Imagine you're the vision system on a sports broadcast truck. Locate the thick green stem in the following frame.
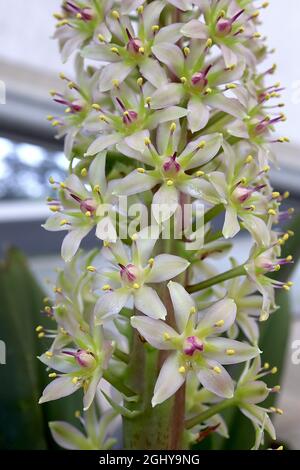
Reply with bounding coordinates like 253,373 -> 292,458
187,265 -> 246,293
185,398 -> 236,429
122,334 -> 175,449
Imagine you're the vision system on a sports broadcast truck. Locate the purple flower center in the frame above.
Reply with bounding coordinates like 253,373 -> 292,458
184,336 -> 204,356
120,264 -> 139,283
163,153 -> 181,174
216,9 -> 244,37
126,29 -> 143,54
191,65 -> 212,90
63,349 -> 96,368
116,98 -> 138,125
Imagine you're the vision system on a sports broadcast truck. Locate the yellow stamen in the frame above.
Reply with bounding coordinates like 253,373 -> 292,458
87,266 -> 97,273
215,320 -> 224,328
148,258 -> 154,266
272,192 -> 280,199
206,38 -> 213,48
170,122 -> 176,133
35,325 -> 43,332
111,10 -> 120,20
226,349 -> 236,356
213,366 -> 221,374
164,333 -> 171,340
137,77 -> 143,87
49,373 -> 57,378
197,140 -> 206,149
137,168 -> 145,174
81,168 -> 87,177
133,283 -> 140,289
271,366 -> 278,374
190,307 -> 197,315
45,351 -> 53,358
38,332 -> 45,339
196,171 -> 205,177
72,377 -> 79,385
178,366 -> 186,374
166,180 -> 174,186
102,284 -> 111,291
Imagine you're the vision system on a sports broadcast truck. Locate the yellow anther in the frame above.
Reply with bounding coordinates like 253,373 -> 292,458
60,327 -> 68,335
67,81 -> 76,89
287,282 -> 294,288
240,177 -> 247,185
85,211 -> 92,217
50,206 -> 60,213
152,25 -> 160,33
72,377 -> 79,385
283,284 -> 290,291
288,207 -> 295,214
110,46 -> 119,55
98,34 -> 105,42
272,191 -> 280,199
274,264 -> 281,272
102,284 -> 111,291
269,406 -> 276,412
197,140 -> 206,149
288,230 -> 294,236
251,10 -> 260,18
93,184 -> 101,193
57,20 -> 69,27
131,233 -> 138,241
271,366 -> 278,374
51,120 -> 60,127
237,26 -> 245,34
75,410 -> 81,418
92,103 -> 101,110
215,320 -> 224,328
286,255 -> 293,262
183,47 -> 190,56
263,165 -> 270,172
166,180 -> 174,186
196,171 -> 205,177
43,297 -> 50,304
44,306 -> 52,315
253,32 -> 261,39
99,115 -> 109,122
49,176 -> 55,184
65,107 -> 71,114
268,209 -> 277,216
54,287 -> 62,294
35,325 -> 43,332
38,332 -> 45,339
227,64 -> 236,71
59,219 -> 68,226
277,238 -> 284,246
133,283 -> 140,290
276,446 -> 284,451
262,2 -> 269,8
180,76 -> 187,84
273,385 -> 281,392
46,115 -> 54,121
49,373 -> 57,378
276,408 -> 284,415
245,155 -> 253,164
190,307 -> 197,315
264,362 -> 270,369
137,77 -> 144,87
53,12 -> 64,20
137,167 -> 145,174
46,351 -> 53,358
145,96 -> 152,105
87,266 -> 97,273
206,38 -> 213,48
282,233 -> 289,241
138,47 -> 145,54
226,349 -> 236,356
60,182 -> 66,189
213,366 -> 221,374
170,122 -> 176,133
144,137 -> 151,146
81,168 -> 87,177
225,83 -> 237,90
111,10 -> 120,20
148,258 -> 154,266
164,333 -> 171,340
137,5 -> 144,14
283,191 -> 290,199
205,87 -> 212,94
112,79 -> 120,88
178,366 -> 186,374
76,13 -> 83,19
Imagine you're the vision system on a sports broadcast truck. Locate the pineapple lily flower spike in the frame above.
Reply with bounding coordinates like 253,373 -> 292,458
38,0 -> 292,451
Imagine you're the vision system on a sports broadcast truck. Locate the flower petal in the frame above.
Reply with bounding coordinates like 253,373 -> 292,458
206,338 -> 260,364
152,184 -> 179,222
223,206 -> 240,239
83,366 -> 103,410
86,133 -> 121,156
146,255 -> 190,283
152,43 -> 184,76
197,360 -> 234,398
152,353 -> 185,407
94,289 -> 130,324
181,20 -> 209,39
113,171 -> 159,196
131,316 -> 178,349
62,227 -> 91,262
196,298 -> 237,335
178,133 -> 223,170
168,281 -> 196,333
125,130 -> 150,152
240,404 -> 276,440
49,421 -> 92,450
148,106 -> 187,128
187,97 -> 210,133
151,83 -> 184,109
99,62 -> 133,92
134,285 -> 167,319
39,376 -> 81,404
140,57 -> 168,88
88,152 -> 107,192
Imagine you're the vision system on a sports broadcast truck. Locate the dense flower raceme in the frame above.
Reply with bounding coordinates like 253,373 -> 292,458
38,0 -> 293,450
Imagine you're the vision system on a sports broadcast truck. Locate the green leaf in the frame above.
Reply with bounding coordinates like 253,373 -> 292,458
101,390 -> 141,418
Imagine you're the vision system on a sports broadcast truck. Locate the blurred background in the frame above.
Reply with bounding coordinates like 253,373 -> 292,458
0,0 -> 300,450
